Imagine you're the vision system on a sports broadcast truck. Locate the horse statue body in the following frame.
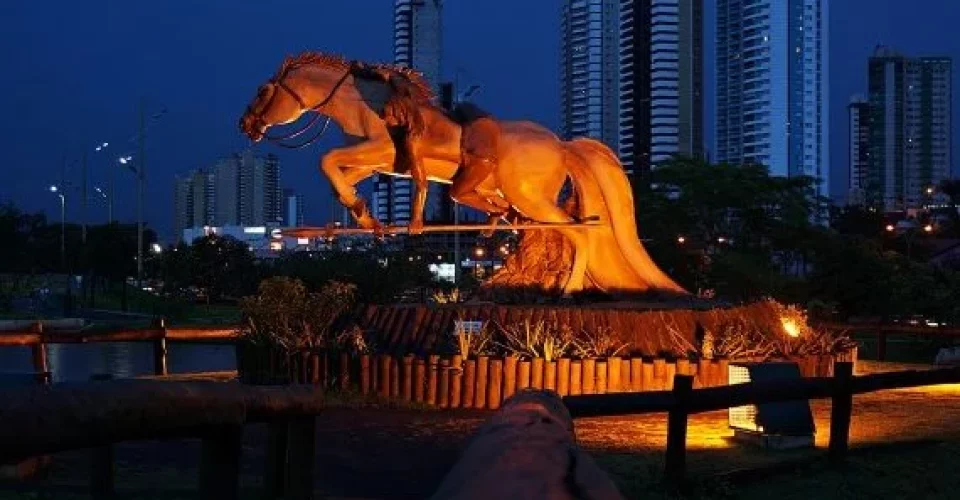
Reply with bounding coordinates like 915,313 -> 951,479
239,52 -> 686,298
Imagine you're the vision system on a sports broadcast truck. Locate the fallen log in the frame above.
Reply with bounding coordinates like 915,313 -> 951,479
431,389 -> 623,500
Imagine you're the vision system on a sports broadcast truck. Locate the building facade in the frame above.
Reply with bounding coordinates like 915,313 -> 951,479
867,47 -> 952,210
374,0 -> 444,227
283,188 -> 304,227
173,151 -> 284,242
847,95 -> 871,205
715,0 -> 830,199
560,0 -> 621,152
618,0 -> 703,174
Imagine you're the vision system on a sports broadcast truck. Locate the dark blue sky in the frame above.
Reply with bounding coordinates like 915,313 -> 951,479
2,1 -> 958,241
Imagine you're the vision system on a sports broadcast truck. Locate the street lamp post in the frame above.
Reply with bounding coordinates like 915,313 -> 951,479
49,185 -> 66,271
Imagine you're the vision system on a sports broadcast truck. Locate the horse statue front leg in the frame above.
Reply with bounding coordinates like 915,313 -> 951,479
319,139 -> 396,230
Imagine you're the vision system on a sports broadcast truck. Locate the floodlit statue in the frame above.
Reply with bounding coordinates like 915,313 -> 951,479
239,52 -> 687,298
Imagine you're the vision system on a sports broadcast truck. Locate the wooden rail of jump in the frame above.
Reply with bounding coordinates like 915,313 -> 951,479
564,362 -> 960,487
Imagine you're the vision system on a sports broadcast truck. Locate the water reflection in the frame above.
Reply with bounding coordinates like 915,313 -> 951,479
0,343 -> 236,382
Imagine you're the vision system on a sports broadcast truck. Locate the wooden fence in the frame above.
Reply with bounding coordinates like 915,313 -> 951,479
563,362 -> 960,486
819,322 -> 960,361
0,320 -> 238,378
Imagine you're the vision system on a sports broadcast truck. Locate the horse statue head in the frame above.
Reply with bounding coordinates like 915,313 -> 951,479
239,53 -> 357,143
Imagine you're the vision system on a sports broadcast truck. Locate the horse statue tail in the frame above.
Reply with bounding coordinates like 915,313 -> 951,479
563,138 -> 688,296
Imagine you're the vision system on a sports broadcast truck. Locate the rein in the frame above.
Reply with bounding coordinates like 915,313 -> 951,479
257,64 -> 355,148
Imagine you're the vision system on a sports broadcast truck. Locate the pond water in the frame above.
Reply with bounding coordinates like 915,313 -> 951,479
0,343 -> 236,383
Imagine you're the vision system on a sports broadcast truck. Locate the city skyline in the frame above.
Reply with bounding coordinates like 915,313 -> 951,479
2,0 -> 959,238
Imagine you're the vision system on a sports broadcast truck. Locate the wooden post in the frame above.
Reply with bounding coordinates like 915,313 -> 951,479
620,358 -> 631,392
517,360 -> 531,391
309,353 -> 320,385
503,356 -> 519,400
264,421 -> 289,498
286,417 -> 316,500
653,358 -> 666,390
531,358 -> 544,389
569,360 -> 582,396
463,359 -> 476,409
450,355 -> 463,408
718,359 -> 729,385
414,358 -> 427,403
582,359 -> 596,394
641,360 -> 655,391
488,359 -> 503,410
389,356 -> 400,397
89,374 -> 114,500
475,356 -> 489,409
608,356 -> 621,392
428,355 -> 440,406
544,361 -> 557,392
360,355 -> 371,395
664,361 -> 676,390
595,361 -> 608,394
556,358 -> 571,396
697,359 -> 711,387
676,359 -> 690,377
664,375 -> 694,488
379,355 -> 391,398
402,355 -> 414,401
439,358 -> 451,408
31,342 -> 48,376
199,425 -> 243,500
630,358 -> 644,392
152,318 -> 168,376
829,362 -> 855,461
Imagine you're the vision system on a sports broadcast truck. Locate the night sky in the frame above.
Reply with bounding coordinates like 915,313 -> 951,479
2,0 -> 958,241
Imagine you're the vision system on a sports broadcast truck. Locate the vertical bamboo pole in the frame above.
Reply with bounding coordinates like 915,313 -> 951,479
414,357 -> 426,403
595,361 -> 608,394
487,359 -> 503,410
531,358 -> 544,389
462,359 -> 476,409
360,355 -> 371,395
517,360 -> 531,391
427,355 -> 439,406
544,361 -> 557,392
450,355 -> 463,408
582,359 -> 596,394
569,360 -> 582,395
402,355 -> 414,401
557,358 -> 571,396
475,356 -> 489,409
503,356 -> 518,400
439,358 -> 451,408
607,356 -> 621,392
630,357 -> 643,392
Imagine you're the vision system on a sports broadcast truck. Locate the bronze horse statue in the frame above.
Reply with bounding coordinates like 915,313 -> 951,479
239,52 -> 686,297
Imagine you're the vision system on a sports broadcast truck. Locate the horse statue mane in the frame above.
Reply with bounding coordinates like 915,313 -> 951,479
274,51 -> 436,103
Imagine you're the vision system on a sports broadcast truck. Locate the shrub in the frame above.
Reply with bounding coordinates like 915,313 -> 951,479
239,277 -> 357,352
449,315 -> 496,359
495,320 -> 575,361
572,326 -> 628,359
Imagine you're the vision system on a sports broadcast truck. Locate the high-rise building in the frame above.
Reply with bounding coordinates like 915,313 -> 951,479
173,175 -> 193,243
715,0 -> 830,199
618,0 -> 703,175
238,150 -> 281,226
866,47 -> 952,210
847,96 -> 871,205
374,0 -> 444,227
560,0 -> 621,152
283,188 -> 304,227
213,157 -> 240,226
174,151 -> 284,241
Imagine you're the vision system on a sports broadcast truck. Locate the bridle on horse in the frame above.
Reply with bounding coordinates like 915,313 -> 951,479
248,64 -> 354,149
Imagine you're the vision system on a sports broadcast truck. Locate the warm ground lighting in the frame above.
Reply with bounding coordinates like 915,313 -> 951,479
781,318 -> 801,338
